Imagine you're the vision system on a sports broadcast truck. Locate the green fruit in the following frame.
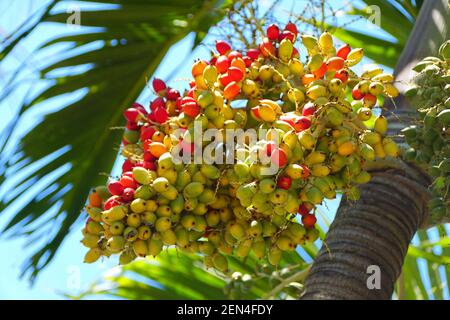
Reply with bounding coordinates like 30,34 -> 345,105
268,246 -> 282,265
134,185 -> 154,200
119,250 -> 136,265
437,109 -> 450,125
152,177 -> 170,193
130,198 -> 147,213
81,234 -> 100,248
132,167 -> 152,185
170,194 -> 185,214
229,221 -> 246,240
247,220 -> 262,237
305,187 -> 323,205
183,182 -> 204,198
124,227 -> 138,242
200,164 -> 221,179
276,236 -> 295,251
181,214 -> 197,230
107,236 -> 125,252
155,217 -> 171,232
252,239 -> 266,259
269,189 -> 288,205
212,254 -> 228,272
161,229 -> 177,245
110,221 -> 125,236
148,237 -> 163,257
141,211 -> 157,225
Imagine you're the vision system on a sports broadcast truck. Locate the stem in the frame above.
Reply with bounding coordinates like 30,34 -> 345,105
263,265 -> 311,299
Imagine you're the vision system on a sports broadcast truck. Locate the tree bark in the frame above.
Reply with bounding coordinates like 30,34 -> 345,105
301,0 -> 449,300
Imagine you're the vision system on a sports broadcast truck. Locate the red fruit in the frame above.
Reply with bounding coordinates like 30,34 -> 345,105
120,175 -> 137,189
150,97 -> 165,111
298,203 -> 311,216
302,214 -> 317,228
140,125 -> 156,141
334,69 -> 349,83
279,30 -> 295,42
284,22 -> 298,36
228,66 -> 244,82
336,44 -> 351,60
121,188 -> 135,202
126,121 -> 139,131
122,171 -> 133,178
166,88 -> 180,100
243,56 -> 252,67
108,180 -> 124,196
187,87 -> 196,98
183,101 -> 200,118
326,57 -> 345,71
144,151 -> 157,162
147,113 -> 156,122
104,196 -> 122,210
363,94 -> 377,107
265,141 -> 277,156
251,106 -> 261,120
301,165 -> 310,179
247,48 -> 260,60
144,161 -> 156,171
352,87 -> 364,100
189,80 -> 196,88
259,37 -> 275,57
122,159 -> 134,173
215,55 -> 230,73
302,102 -> 316,116
153,107 -> 168,123
277,176 -> 292,190
216,40 -> 231,55
266,23 -> 280,40
219,73 -> 233,87
132,103 -> 147,115
223,81 -> 240,100
209,56 -> 218,65
271,148 -> 288,167
123,108 -> 139,122
294,116 -> 311,131
291,47 -> 299,59
227,50 -> 242,62
152,78 -> 166,93
312,62 -> 327,78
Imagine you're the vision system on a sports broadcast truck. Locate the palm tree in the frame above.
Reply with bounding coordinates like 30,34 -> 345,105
0,0 -> 231,281
301,0 -> 450,299
0,0 -> 448,300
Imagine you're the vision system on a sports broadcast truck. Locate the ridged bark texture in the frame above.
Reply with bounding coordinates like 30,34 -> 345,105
301,163 -> 430,299
301,0 -> 449,300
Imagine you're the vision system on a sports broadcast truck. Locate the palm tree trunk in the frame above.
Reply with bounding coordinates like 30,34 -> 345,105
301,0 -> 449,300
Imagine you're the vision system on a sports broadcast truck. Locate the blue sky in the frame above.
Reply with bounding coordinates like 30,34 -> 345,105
0,0 -> 447,300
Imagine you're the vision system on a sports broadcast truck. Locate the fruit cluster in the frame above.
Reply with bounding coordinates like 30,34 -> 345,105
81,22 -> 398,271
402,40 -> 450,223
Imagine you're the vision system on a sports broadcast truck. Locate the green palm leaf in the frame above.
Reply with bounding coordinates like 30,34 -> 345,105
0,0 -> 231,281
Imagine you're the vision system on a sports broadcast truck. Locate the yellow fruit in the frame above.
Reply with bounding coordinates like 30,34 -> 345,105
374,115 -> 388,135
311,164 -> 330,177
84,248 -> 102,263
258,104 -> 277,122
382,137 -> 399,157
373,142 -> 386,158
306,85 -> 327,100
346,48 -> 364,66
338,141 -> 356,156
384,83 -> 399,98
319,31 -> 333,50
133,239 -> 148,257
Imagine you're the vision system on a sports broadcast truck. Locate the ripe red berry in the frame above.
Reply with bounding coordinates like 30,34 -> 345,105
271,148 -> 288,167
301,165 -> 310,179
352,87 -> 364,100
108,180 -> 124,196
266,23 -> 280,40
294,116 -> 311,131
122,159 -> 134,173
334,69 -> 349,83
298,204 -> 311,216
302,214 -> 317,228
126,121 -> 139,131
227,66 -> 244,82
140,125 -> 156,141
152,78 -> 166,93
150,97 -> 165,111
251,106 -> 261,120
123,108 -> 139,122
259,38 -> 275,57
216,40 -> 231,55
247,48 -> 260,60
144,151 -> 157,162
183,101 -> 200,118
291,47 -> 299,59
265,141 -> 277,156
363,94 -> 377,107
227,50 -> 242,62
284,22 -> 298,36
242,56 -> 252,67
219,73 -> 233,87
132,102 -> 147,115
312,62 -> 327,79
121,188 -> 135,202
215,55 -> 230,73
120,175 -> 137,190
104,196 -> 122,210
166,88 -> 180,100
279,30 -> 295,42
336,44 -> 351,60
153,107 -> 168,123
277,176 -> 292,190
302,103 -> 316,116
